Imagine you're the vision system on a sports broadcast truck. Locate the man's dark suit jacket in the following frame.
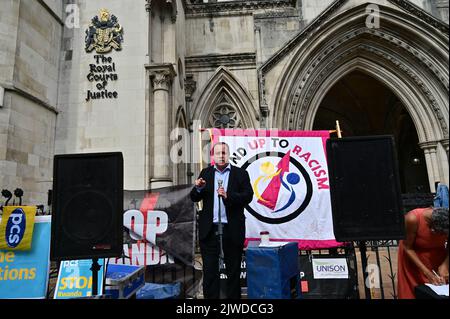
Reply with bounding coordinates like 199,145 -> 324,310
190,165 -> 254,245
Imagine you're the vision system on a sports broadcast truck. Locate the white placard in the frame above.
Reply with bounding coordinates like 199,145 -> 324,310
312,258 -> 349,279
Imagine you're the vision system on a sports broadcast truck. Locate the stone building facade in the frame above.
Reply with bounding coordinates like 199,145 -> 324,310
0,0 -> 448,206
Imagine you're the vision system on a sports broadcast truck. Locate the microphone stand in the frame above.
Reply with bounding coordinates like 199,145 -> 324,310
217,180 -> 226,299
90,258 -> 101,297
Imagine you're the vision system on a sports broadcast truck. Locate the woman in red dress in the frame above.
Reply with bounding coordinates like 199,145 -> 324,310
397,207 -> 448,299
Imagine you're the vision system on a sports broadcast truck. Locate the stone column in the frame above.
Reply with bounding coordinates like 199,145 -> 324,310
441,138 -> 449,158
185,74 -> 197,184
254,25 -> 262,66
419,141 -> 440,192
439,138 -> 449,186
145,0 -> 153,63
147,64 -> 176,189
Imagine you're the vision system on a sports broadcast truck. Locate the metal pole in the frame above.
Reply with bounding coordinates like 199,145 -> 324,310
336,120 -> 342,138
359,241 -> 371,300
386,245 -> 398,299
90,258 -> 101,297
374,244 -> 385,299
198,125 -> 203,211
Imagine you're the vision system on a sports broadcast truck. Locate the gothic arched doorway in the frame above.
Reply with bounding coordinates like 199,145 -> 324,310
313,70 -> 430,193
266,3 -> 449,191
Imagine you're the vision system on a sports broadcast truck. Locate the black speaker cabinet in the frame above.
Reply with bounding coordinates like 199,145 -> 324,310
51,152 -> 124,261
326,136 -> 405,241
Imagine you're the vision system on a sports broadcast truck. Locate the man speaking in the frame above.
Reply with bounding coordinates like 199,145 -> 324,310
190,142 -> 253,299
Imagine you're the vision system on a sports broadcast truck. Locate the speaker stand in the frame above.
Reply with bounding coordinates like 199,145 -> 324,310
358,241 -> 371,300
90,258 -> 101,297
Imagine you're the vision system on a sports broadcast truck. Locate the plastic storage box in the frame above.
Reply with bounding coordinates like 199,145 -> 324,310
104,264 -> 145,299
136,282 -> 181,299
246,241 -> 301,299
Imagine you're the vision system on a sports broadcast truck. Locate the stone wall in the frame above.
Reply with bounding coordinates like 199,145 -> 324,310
56,0 -> 149,190
0,0 -> 61,206
1,93 -> 56,205
254,4 -> 303,64
0,0 -> 20,85
429,0 -> 449,22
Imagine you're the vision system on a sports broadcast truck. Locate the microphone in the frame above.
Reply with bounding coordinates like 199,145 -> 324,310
217,179 -> 224,199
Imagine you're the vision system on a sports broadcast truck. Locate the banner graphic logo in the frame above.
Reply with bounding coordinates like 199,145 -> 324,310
242,151 -> 313,224
0,206 -> 36,251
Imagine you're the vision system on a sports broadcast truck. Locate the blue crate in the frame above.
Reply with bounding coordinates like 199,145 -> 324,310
136,282 -> 181,299
246,242 -> 301,299
104,264 -> 145,299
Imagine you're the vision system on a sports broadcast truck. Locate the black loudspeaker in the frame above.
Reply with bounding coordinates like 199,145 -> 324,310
51,152 -> 124,261
326,136 -> 405,241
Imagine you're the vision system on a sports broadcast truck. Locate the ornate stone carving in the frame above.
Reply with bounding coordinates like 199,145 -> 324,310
184,74 -> 197,100
366,29 -> 448,90
209,97 -> 241,129
145,0 -> 152,12
258,70 -> 269,119
194,66 -> 257,129
147,64 -> 177,91
186,0 -> 296,16
441,138 -> 449,153
254,8 -> 300,19
85,9 -> 123,54
146,0 -> 177,22
359,46 -> 448,137
151,71 -> 173,90
185,53 -> 256,71
418,141 -> 439,150
388,0 -> 449,33
258,0 -> 449,114
257,15 -> 447,133
287,37 -> 448,137
260,0 -> 447,76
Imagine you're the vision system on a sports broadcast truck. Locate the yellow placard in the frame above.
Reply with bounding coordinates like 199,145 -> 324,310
0,206 -> 36,251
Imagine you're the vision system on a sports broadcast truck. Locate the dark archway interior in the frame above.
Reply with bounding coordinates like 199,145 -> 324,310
313,70 -> 430,193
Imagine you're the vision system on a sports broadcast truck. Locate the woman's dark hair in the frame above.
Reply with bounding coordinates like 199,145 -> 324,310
430,207 -> 449,234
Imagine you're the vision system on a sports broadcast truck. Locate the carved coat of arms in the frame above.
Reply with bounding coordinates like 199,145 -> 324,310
85,9 -> 123,53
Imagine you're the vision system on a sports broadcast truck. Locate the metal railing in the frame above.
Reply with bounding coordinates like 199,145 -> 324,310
354,240 -> 399,299
143,241 -> 401,299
